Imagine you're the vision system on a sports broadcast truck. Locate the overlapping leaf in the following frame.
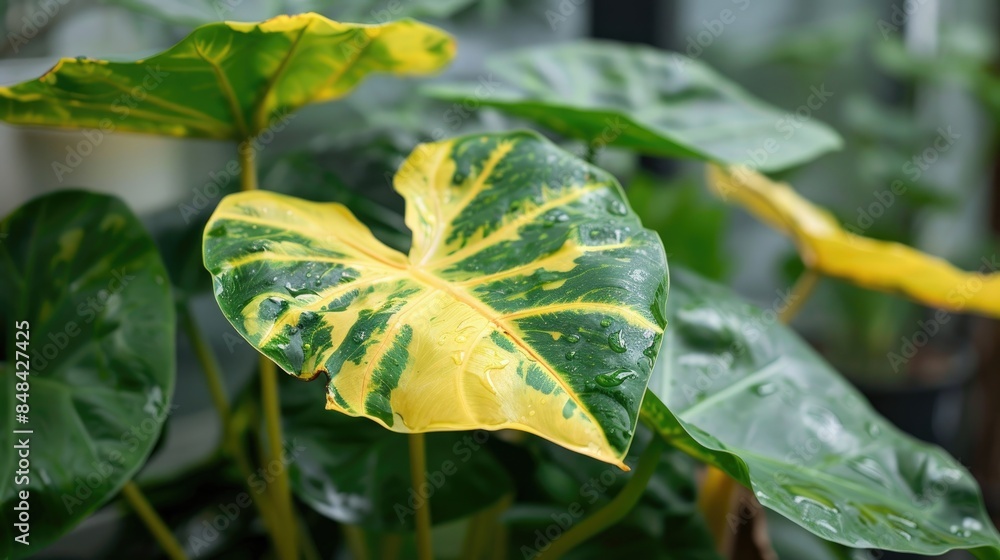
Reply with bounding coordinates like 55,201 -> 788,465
0,191 -> 176,559
708,164 -> 1000,317
425,40 -> 842,171
280,372 -> 512,531
203,131 -> 668,468
0,13 -> 454,140
641,268 -> 1000,558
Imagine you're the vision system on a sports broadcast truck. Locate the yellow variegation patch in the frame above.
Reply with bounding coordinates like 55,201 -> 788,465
0,13 -> 454,140
708,164 -> 1000,317
203,132 -> 669,467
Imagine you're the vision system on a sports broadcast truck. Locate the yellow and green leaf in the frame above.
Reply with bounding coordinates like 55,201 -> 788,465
708,164 -> 1000,318
0,13 -> 454,140
203,131 -> 669,468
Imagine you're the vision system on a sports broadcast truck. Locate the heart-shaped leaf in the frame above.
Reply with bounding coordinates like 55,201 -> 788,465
203,131 -> 669,467
708,164 -> 1000,318
281,372 -> 512,531
424,40 -> 842,171
0,191 -> 176,559
641,268 -> 1000,558
0,13 -> 454,140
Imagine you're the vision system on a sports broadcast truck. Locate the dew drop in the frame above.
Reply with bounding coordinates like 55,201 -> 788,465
451,351 -> 465,365
600,318 -> 612,328
594,368 -> 638,387
352,330 -> 368,343
565,351 -> 576,360
607,200 -> 628,216
456,335 -> 467,343
566,334 -> 581,343
866,422 -> 882,438
753,382 -> 777,397
608,330 -> 627,353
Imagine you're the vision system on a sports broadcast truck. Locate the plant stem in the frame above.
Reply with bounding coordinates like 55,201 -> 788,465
180,301 -> 294,558
537,436 -> 665,559
121,482 -> 188,560
260,356 -> 299,560
698,465 -> 738,553
778,268 -> 821,324
461,494 -> 512,560
409,432 -> 434,560
240,146 -> 257,191
343,525 -> 370,560
237,144 -> 300,559
584,143 -> 597,164
178,304 -> 231,433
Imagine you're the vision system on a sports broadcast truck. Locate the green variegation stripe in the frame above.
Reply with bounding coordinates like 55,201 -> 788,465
0,13 -> 454,140
203,131 -> 668,467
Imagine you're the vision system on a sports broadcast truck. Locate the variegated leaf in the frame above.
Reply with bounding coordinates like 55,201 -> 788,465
203,131 -> 668,467
0,13 -> 454,140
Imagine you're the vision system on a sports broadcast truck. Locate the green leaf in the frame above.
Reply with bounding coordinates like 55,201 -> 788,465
0,191 -> 176,559
510,431 -> 721,560
105,0 -> 477,28
281,372 -> 511,531
424,40 -> 842,171
640,268 -> 1000,558
203,130 -> 669,467
0,13 -> 455,140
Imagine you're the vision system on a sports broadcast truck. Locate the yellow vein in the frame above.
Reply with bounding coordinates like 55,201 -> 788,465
430,184 -> 604,270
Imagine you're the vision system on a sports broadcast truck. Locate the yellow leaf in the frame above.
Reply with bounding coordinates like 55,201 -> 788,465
708,164 -> 1000,317
0,13 -> 455,140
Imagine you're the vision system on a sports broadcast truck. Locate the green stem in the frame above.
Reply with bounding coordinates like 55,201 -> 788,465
178,304 -> 230,433
237,143 -> 300,559
343,525 -> 370,560
461,494 -> 512,560
583,143 -> 597,164
260,356 -> 299,560
240,145 -> 257,191
778,268 -> 821,324
180,300 -> 293,558
409,433 -> 434,560
121,482 -> 188,560
537,436 -> 665,559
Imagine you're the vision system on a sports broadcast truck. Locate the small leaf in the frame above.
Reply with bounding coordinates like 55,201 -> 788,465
203,131 -> 669,467
424,40 -> 842,171
0,191 -> 176,559
708,164 -> 1000,318
641,268 -> 1000,558
0,13 -> 454,140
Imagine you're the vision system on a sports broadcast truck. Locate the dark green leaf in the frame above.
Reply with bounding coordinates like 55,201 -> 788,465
425,41 -> 842,171
0,191 -> 176,559
641,268 -> 1000,558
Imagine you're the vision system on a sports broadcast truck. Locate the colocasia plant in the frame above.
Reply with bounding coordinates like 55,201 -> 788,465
1,12 -> 999,560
